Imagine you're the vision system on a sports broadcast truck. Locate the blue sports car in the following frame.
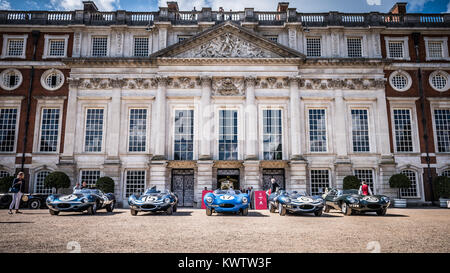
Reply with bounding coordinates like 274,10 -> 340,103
268,190 -> 324,216
203,189 -> 249,216
46,189 -> 115,215
128,187 -> 178,216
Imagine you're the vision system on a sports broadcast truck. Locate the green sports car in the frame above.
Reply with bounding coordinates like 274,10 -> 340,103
323,188 -> 390,216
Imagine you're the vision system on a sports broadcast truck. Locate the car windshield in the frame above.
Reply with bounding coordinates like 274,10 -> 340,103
144,188 -> 168,195
74,189 -> 100,195
214,189 -> 239,195
338,189 -> 359,195
289,190 -> 307,198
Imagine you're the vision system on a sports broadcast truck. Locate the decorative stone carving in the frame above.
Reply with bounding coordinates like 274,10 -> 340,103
302,78 -> 386,90
199,75 -> 212,87
255,77 -> 289,89
212,77 -> 245,96
244,76 -> 257,88
167,77 -> 200,89
176,33 -> 279,58
68,78 -> 80,88
79,78 -> 112,89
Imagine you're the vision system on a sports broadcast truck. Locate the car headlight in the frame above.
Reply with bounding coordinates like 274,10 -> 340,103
46,196 -> 54,202
205,196 -> 213,203
314,198 -> 323,203
382,196 -> 390,203
242,197 -> 248,203
347,197 -> 359,204
282,197 -> 291,203
81,197 -> 88,203
164,198 -> 171,203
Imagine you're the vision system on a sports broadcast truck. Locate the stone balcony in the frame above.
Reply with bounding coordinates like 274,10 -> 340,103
0,8 -> 449,28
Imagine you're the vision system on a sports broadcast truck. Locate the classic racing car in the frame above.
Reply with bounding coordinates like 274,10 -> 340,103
268,190 -> 324,216
0,193 -> 49,209
46,188 -> 115,215
128,187 -> 178,216
323,188 -> 390,216
203,189 -> 249,216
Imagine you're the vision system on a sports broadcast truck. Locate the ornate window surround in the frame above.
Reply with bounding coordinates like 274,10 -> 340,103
389,70 -> 412,92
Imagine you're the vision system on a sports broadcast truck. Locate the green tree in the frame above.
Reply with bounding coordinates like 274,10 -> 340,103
389,174 -> 412,199
343,175 -> 360,190
0,176 -> 15,193
44,171 -> 70,193
96,176 -> 115,193
433,176 -> 450,199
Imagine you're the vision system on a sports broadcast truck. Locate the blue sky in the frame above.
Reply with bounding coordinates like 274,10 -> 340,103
1,0 -> 449,13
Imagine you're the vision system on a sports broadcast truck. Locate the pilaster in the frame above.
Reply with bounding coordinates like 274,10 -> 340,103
288,160 -> 308,192
244,160 -> 260,190
245,76 -> 258,160
199,76 -> 212,160
196,160 -> 214,207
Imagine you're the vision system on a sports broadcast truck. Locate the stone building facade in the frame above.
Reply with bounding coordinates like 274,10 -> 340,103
0,1 -> 448,207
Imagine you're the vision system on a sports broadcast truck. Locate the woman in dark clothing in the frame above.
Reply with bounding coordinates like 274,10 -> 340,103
9,172 -> 25,214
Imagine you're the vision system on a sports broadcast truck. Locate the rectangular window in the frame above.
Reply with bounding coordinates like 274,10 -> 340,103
263,109 -> 282,160
35,171 -> 52,194
219,110 -> 238,160
265,36 -> 278,43
133,37 -> 149,57
7,39 -> 24,56
0,108 -> 17,152
354,169 -> 374,193
388,41 -> 404,59
128,109 -> 147,152
84,108 -> 104,152
308,109 -> 327,152
351,109 -> 370,152
347,37 -> 362,57
400,170 -> 418,198
178,35 -> 192,43
39,108 -> 60,152
428,41 -> 443,59
310,170 -> 329,196
125,170 -> 146,197
306,38 -> 321,57
434,109 -> 450,153
91,36 -> 108,57
80,170 -> 101,188
393,109 -> 413,152
174,109 -> 194,160
48,39 -> 65,57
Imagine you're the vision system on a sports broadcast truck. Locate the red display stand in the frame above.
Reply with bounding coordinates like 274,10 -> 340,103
201,190 -> 213,209
254,191 -> 267,210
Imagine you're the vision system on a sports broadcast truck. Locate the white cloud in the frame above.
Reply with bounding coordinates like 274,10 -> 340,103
0,0 -> 11,10
366,0 -> 381,5
447,1 -> 450,13
50,0 -> 120,11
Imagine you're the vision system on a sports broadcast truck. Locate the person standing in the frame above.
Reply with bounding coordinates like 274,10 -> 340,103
270,178 -> 280,194
358,181 -> 373,196
9,172 -> 25,215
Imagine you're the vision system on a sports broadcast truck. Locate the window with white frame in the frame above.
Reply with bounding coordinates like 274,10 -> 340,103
84,108 -> 104,152
308,109 -> 327,153
306,37 -> 321,57
91,36 -> 108,57
80,170 -> 101,188
347,37 -> 362,57
425,37 -> 449,60
389,70 -> 412,92
310,169 -> 329,196
219,109 -> 238,160
7,39 -> 25,57
263,109 -> 282,160
442,169 -> 450,177
0,108 -> 18,152
35,170 -> 52,194
427,41 -> 443,59
174,109 -> 194,160
0,170 -> 10,178
133,37 -> 149,57
400,170 -> 419,198
429,71 -> 449,92
388,41 -> 404,59
0,68 -> 23,91
434,109 -> 450,153
39,108 -> 60,152
354,169 -> 374,193
351,109 -> 370,152
125,170 -> 146,197
48,39 -> 65,57
393,109 -> 414,152
40,69 -> 64,91
128,108 -> 147,152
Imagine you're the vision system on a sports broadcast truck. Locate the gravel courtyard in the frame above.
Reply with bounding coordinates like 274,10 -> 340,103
0,207 -> 449,253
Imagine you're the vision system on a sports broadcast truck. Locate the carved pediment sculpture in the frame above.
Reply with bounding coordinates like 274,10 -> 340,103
175,33 -> 279,58
212,77 -> 245,96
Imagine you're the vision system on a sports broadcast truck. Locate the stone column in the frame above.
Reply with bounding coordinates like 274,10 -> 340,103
199,76 -> 212,160
196,160 -> 214,208
61,78 -> 79,162
149,161 -> 168,191
105,78 -> 122,162
152,76 -> 167,159
289,160 -> 308,192
334,89 -> 351,189
243,160 -> 260,190
376,90 -> 392,157
245,76 -> 258,160
289,77 -> 302,159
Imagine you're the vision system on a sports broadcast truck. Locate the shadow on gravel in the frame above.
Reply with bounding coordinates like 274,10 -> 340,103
0,221 -> 34,224
54,211 -> 124,217
136,211 -> 193,216
284,213 -> 342,218
212,211 -> 269,217
351,213 -> 409,217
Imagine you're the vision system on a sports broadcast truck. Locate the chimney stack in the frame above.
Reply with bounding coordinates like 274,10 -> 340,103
389,2 -> 408,14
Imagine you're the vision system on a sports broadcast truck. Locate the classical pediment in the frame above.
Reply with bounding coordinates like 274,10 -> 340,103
150,21 -> 305,60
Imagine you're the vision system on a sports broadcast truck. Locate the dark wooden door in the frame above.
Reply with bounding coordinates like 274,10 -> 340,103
172,169 -> 194,207
262,169 -> 285,191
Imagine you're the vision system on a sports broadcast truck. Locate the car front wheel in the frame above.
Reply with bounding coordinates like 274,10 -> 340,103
314,209 -> 323,216
323,205 -> 331,213
166,206 -> 173,215
341,202 -> 352,216
49,209 -> 59,216
29,199 -> 41,209
269,202 -> 276,213
278,203 -> 286,216
106,201 -> 115,212
242,207 -> 248,216
130,209 -> 138,216
376,208 -> 387,216
87,203 -> 97,215
206,207 -> 212,216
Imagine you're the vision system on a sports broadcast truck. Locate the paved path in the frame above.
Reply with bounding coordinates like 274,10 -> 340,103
0,208 -> 449,253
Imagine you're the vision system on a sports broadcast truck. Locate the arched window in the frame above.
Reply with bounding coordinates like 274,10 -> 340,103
34,171 -> 52,194
0,170 -> 10,178
400,170 -> 419,198
442,169 -> 450,178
